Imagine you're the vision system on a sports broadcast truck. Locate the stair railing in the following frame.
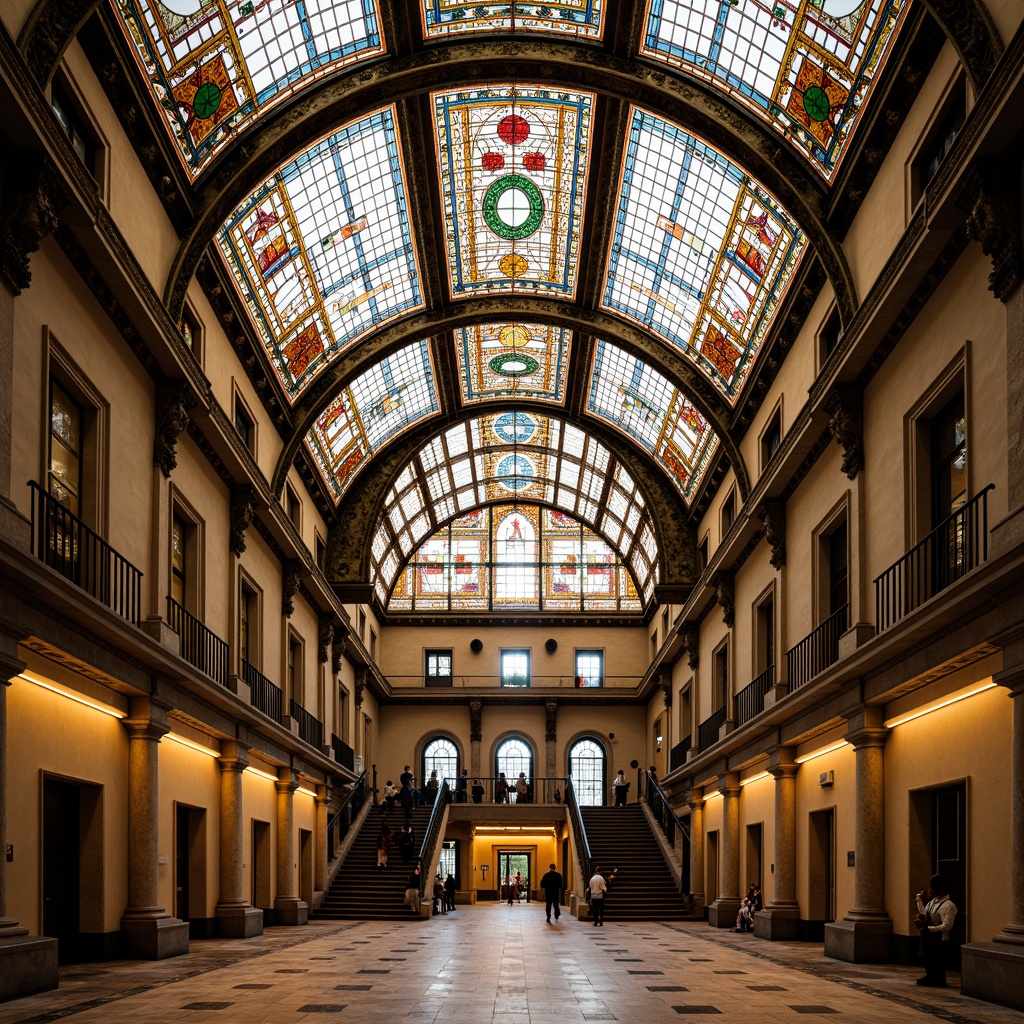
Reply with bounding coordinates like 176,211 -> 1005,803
326,770 -> 367,862
417,775 -> 451,895
564,778 -> 592,891
641,770 -> 691,896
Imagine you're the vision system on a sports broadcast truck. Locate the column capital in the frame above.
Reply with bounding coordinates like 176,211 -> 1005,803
767,746 -> 797,775
686,785 -> 704,810
843,705 -> 889,748
316,783 -> 331,805
217,740 -> 250,774
122,695 -> 172,741
0,621 -> 28,684
276,768 -> 299,795
122,717 -> 170,743
716,771 -> 741,798
993,662 -> 1024,699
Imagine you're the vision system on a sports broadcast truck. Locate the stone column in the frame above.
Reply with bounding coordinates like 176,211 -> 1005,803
0,636 -> 58,1000
687,787 -> 705,917
0,278 -> 28,544
120,697 -> 190,958
315,784 -> 330,895
214,742 -> 262,938
707,773 -> 741,928
469,699 -> 482,779
757,747 -> 800,939
962,666 -> 1024,1009
545,699 -> 558,803
273,768 -> 308,925
825,706 -> 891,962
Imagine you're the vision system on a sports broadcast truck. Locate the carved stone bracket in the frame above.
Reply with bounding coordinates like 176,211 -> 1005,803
469,699 -> 482,742
317,616 -> 334,665
681,625 -> 699,671
825,386 -> 864,480
282,561 -> 304,617
714,572 -> 735,628
229,485 -> 259,557
957,162 -> 1023,302
660,670 -> 673,709
153,379 -> 196,477
354,667 -> 367,709
759,499 -> 787,569
331,630 -> 348,675
0,153 -> 67,294
545,698 -> 558,742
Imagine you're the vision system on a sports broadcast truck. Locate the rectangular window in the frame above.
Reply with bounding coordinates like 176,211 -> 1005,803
698,535 -> 709,573
500,649 -> 530,687
930,391 -> 967,527
575,649 -> 603,687
818,306 -> 843,367
171,515 -> 187,608
828,522 -> 848,618
721,491 -> 735,535
286,484 -> 301,529
240,581 -> 258,666
760,407 -> 782,470
288,635 -> 302,701
713,643 -> 729,711
49,379 -> 82,514
234,398 -> 255,453
314,533 -> 326,570
51,78 -> 96,173
425,649 -> 453,687
755,594 -> 774,675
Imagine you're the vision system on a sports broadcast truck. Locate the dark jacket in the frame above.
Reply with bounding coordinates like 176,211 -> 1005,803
540,869 -> 563,896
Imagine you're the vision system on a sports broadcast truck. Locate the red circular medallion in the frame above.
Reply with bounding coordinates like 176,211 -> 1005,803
497,114 -> 530,146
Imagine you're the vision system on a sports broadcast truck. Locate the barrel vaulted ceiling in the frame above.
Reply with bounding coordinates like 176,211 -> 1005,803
40,0 -> 943,609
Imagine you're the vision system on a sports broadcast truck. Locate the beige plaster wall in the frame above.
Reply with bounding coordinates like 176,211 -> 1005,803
241,769 -> 279,908
736,772 -> 773,903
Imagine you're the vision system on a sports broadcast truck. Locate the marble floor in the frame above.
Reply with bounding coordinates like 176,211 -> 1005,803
3,904 -> 1022,1024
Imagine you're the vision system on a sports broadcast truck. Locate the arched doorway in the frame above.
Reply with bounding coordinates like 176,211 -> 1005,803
569,737 -> 607,806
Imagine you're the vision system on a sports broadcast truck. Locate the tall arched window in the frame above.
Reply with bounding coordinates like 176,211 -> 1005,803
496,737 -> 533,786
569,738 -> 606,806
422,736 -> 459,786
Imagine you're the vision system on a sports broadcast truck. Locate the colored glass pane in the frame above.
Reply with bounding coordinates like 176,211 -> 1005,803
456,323 -> 570,404
434,86 -> 592,298
422,1 -> 605,38
114,0 -> 383,177
218,108 -> 422,401
603,108 -> 805,404
641,0 -> 909,181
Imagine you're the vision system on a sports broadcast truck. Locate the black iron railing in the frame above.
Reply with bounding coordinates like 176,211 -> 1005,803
418,775 -> 451,895
29,481 -> 142,625
327,770 -> 367,861
875,484 -> 993,632
786,604 -> 848,693
736,665 -> 775,726
331,733 -> 355,770
669,737 -> 690,773
167,596 -> 228,686
698,705 -> 727,751
243,659 -> 282,723
565,777 -> 592,885
641,770 -> 691,850
289,699 -> 323,749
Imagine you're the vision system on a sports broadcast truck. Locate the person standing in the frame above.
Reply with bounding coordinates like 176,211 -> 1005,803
540,862 -> 563,923
444,872 -> 457,912
397,822 -> 415,864
915,875 -> 957,987
515,773 -> 529,803
456,769 -> 469,803
472,778 -> 485,804
495,772 -> 509,804
611,770 -> 629,806
433,874 -> 446,914
376,823 -> 391,869
405,865 -> 421,914
589,865 -> 617,925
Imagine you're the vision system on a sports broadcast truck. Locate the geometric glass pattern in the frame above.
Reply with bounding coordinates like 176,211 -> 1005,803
434,85 -> 593,299
455,323 -> 570,405
370,413 -> 659,607
421,1 -> 605,39
588,341 -> 718,505
217,109 -> 422,401
113,0 -> 383,178
387,505 -> 641,614
305,340 -> 439,502
603,107 -> 805,405
641,0 -> 909,181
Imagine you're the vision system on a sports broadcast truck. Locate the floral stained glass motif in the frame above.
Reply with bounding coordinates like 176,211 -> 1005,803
456,322 -> 570,405
114,0 -> 383,177
641,0 -> 909,181
588,341 -> 719,504
218,108 -> 422,401
434,85 -> 592,298
421,1 -> 604,38
603,108 -> 805,404
306,340 -> 439,501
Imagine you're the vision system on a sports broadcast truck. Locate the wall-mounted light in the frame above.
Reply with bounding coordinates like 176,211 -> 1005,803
795,740 -> 848,764
166,732 -> 218,757
18,672 -> 125,719
884,681 -> 996,728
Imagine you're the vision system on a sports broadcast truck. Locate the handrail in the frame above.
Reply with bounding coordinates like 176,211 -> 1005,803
29,481 -> 143,626
786,603 -> 848,693
327,770 -> 366,862
564,778 -> 592,889
698,705 -> 727,751
736,664 -> 775,726
242,659 -> 282,723
641,770 -> 691,848
331,733 -> 354,770
417,776 -> 451,894
167,596 -> 229,686
874,483 -> 993,632
289,698 -> 323,749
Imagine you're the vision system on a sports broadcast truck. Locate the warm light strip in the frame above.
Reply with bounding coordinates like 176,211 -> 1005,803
740,771 -> 770,787
795,740 -> 848,764
166,732 -> 218,758
246,766 -> 281,783
703,789 -> 722,801
297,786 -> 317,799
18,672 -> 125,719
884,682 -> 997,729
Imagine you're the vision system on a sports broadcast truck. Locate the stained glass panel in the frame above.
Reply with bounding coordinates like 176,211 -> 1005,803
456,323 -> 570,405
422,1 -> 604,38
641,0 -> 909,181
434,85 -> 592,299
603,108 -> 804,404
114,0 -> 382,177
306,340 -> 439,501
218,109 -> 422,401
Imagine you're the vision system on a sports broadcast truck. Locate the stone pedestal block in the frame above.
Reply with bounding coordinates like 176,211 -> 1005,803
0,932 -> 58,1001
839,622 -> 875,659
990,504 -> 1024,559
121,915 -> 190,960
824,919 -> 892,962
140,617 -> 181,653
707,898 -> 741,929
961,941 -> 1024,1011
273,898 -> 308,926
227,675 -> 251,702
216,904 -> 264,938
755,906 -> 801,940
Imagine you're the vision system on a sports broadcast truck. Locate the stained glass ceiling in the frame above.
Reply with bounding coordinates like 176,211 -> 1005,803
115,0 -> 383,177
369,413 -> 660,605
603,107 -> 805,405
455,323 -> 570,406
641,0 -> 910,182
421,1 -> 605,39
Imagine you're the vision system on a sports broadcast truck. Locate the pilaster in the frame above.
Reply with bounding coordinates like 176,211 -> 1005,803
757,748 -> 801,940
707,773 -> 741,928
274,768 -> 308,926
686,788 -> 705,917
315,784 -> 330,895
214,742 -> 262,938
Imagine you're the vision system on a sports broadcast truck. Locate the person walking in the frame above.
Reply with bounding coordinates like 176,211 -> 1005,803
915,874 -> 957,987
611,769 -> 629,806
376,823 -> 391,869
540,862 -> 563,923
588,865 -> 617,926
444,872 -> 457,912
405,865 -> 421,914
396,822 -> 415,864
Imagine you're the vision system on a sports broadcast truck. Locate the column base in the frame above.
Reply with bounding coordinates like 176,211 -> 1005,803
707,898 -> 742,929
961,939 -> 1024,1011
273,898 -> 308,926
824,918 -> 892,962
0,931 -> 58,1002
121,914 -> 190,960
216,904 -> 264,938
754,905 -> 801,940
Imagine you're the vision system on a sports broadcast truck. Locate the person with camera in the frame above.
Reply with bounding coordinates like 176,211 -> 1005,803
914,874 -> 957,987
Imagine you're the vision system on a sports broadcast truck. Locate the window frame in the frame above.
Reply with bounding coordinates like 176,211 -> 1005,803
49,69 -> 109,197
169,491 -> 204,616
425,648 -> 454,687
233,389 -> 257,455
574,649 -> 604,687
759,401 -> 783,473
239,572 -> 262,670
500,648 -> 531,688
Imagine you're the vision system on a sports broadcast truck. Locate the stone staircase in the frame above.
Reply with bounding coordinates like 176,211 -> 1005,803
580,805 -> 691,920
314,805 -> 434,920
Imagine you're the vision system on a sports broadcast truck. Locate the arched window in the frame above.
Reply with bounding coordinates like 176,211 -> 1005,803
496,737 -> 533,787
422,737 -> 459,787
569,738 -> 606,806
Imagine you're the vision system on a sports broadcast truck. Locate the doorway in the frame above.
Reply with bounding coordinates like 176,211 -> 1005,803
808,808 -> 835,936
705,830 -> 719,907
43,779 -> 80,963
498,851 -> 531,902
175,804 -> 208,935
252,820 -> 271,914
745,823 -> 763,892
299,828 -> 314,907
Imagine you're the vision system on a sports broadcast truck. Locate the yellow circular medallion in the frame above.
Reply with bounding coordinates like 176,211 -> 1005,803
498,253 -> 529,278
498,324 -> 532,348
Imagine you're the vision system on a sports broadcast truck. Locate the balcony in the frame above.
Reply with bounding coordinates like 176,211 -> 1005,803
786,604 -> 848,693
29,482 -> 142,626
875,484 -> 993,632
735,665 -> 775,726
669,737 -> 690,772
167,597 -> 229,686
331,733 -> 354,770
290,699 -> 323,749
698,706 -> 727,752
243,659 -> 282,723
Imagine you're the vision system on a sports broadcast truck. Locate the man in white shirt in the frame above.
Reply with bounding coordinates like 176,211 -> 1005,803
915,874 -> 957,987
589,865 -> 617,926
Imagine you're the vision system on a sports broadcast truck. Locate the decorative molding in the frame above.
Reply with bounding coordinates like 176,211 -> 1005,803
681,625 -> 700,671
354,667 -> 367,708
229,485 -> 259,557
1,153 -> 67,294
331,631 -> 348,675
660,671 -> 673,709
153,379 -> 196,477
714,572 -> 735,628
317,616 -> 334,665
825,386 -> 864,480
759,499 -> 786,569
545,698 -> 558,741
469,699 -> 482,742
282,561 -> 304,617
957,162 -> 1023,303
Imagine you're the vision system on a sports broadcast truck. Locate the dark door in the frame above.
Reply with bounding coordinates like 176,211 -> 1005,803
499,851 -> 531,902
809,808 -> 835,930
43,779 -> 80,963
176,804 -> 190,922
933,783 -> 967,968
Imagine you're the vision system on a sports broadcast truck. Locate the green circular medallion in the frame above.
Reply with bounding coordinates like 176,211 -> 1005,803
193,81 -> 223,120
802,85 -> 830,123
489,352 -> 540,377
483,174 -> 544,240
